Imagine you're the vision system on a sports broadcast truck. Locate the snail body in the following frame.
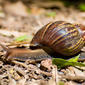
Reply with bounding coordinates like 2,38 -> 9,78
31,21 -> 84,56
0,43 -> 51,61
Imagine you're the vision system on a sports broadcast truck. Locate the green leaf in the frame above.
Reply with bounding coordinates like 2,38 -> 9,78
52,57 -> 85,69
15,35 -> 28,42
68,54 -> 80,62
79,4 -> 85,11
45,12 -> 56,17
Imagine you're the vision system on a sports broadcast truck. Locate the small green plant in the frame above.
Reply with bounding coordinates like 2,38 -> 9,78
45,12 -> 56,17
52,55 -> 85,69
15,35 -> 29,42
79,3 -> 85,11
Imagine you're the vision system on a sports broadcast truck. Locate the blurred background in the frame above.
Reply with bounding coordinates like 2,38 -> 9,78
0,0 -> 85,43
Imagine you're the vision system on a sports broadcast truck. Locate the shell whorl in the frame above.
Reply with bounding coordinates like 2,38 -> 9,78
31,21 -> 84,56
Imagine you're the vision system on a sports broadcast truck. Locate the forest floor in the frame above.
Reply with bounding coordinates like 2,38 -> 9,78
0,0 -> 85,85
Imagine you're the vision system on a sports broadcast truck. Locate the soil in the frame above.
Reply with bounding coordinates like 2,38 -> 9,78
0,0 -> 85,85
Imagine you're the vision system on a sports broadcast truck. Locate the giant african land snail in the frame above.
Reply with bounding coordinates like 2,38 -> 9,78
1,21 -> 85,61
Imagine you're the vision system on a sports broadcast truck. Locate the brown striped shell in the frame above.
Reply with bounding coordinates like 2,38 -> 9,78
31,21 -> 84,56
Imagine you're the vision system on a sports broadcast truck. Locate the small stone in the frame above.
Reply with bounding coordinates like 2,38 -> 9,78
4,1 -> 28,17
40,59 -> 52,71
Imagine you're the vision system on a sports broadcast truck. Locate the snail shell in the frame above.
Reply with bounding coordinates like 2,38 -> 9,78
31,21 -> 84,56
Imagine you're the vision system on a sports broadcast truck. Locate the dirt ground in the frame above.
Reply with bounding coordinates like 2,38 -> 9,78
0,0 -> 85,85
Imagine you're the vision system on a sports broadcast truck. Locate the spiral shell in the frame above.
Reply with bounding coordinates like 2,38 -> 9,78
31,21 -> 84,56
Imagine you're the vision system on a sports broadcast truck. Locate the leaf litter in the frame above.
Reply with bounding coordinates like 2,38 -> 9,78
0,0 -> 85,85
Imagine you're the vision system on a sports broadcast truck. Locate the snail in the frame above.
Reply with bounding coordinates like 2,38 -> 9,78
0,21 -> 85,61
30,21 -> 84,56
